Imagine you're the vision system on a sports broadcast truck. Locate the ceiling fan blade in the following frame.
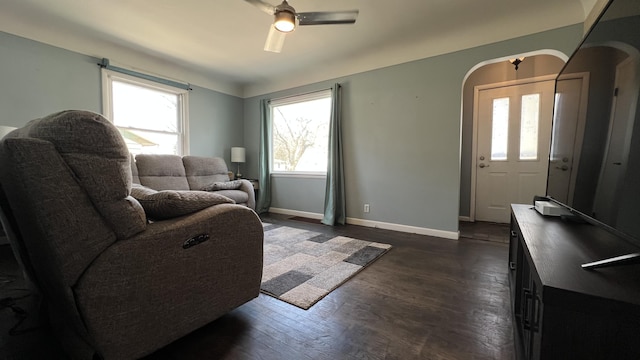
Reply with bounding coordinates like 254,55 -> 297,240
264,25 -> 286,53
244,0 -> 276,15
297,10 -> 359,26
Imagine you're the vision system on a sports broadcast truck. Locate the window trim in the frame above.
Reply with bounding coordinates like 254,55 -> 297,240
269,89 -> 332,177
271,172 -> 327,179
101,68 -> 190,155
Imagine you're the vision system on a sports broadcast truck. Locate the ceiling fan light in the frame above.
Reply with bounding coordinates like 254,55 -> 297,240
274,11 -> 296,32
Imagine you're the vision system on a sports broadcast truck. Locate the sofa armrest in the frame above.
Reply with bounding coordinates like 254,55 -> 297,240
237,179 -> 256,210
73,204 -> 263,359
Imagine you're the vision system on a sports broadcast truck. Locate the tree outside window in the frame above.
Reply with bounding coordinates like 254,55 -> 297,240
270,91 -> 331,174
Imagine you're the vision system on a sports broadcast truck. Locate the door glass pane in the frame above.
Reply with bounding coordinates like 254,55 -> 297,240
491,98 -> 509,160
520,94 -> 540,160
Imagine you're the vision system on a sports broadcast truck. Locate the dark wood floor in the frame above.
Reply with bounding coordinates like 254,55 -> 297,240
1,216 -> 514,359
459,221 -> 510,244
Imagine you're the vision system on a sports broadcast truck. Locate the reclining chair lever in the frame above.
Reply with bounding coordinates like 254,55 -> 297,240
182,234 -> 210,249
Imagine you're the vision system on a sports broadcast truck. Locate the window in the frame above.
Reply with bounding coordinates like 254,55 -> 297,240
102,69 -> 189,156
491,97 -> 510,161
519,93 -> 540,160
270,90 -> 332,175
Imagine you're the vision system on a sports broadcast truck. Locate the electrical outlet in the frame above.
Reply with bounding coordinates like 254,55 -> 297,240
364,204 -> 370,213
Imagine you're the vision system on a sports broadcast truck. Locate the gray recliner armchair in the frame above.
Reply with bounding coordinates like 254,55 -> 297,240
0,110 -> 264,359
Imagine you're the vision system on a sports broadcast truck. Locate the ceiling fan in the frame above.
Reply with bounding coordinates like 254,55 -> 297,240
244,0 -> 359,53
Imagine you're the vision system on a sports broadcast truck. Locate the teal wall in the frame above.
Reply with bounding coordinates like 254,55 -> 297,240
244,24 -> 583,233
0,31 -> 244,164
188,84 -> 244,160
1,24 -> 584,234
0,31 -> 101,124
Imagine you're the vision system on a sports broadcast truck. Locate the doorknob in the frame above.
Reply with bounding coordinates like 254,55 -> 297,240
479,163 -> 489,168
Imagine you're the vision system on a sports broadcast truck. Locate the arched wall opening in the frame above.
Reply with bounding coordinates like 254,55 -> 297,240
459,51 -> 568,220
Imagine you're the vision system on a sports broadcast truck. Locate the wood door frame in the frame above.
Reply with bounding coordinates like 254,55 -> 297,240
469,75 -> 556,222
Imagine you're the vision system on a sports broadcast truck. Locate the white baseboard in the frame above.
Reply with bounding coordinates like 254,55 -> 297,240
346,217 -> 459,240
268,207 -> 324,220
459,216 -> 472,222
268,207 -> 459,240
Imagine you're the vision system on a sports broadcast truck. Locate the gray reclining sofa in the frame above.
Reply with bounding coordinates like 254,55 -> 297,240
132,154 -> 256,210
0,110 -> 263,359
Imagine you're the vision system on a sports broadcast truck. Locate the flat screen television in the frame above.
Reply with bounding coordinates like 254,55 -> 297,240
546,0 -> 640,269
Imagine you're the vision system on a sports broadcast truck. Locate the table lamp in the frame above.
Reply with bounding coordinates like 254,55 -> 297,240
231,147 -> 246,179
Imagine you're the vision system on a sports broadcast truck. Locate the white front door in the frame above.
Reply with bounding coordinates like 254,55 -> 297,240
474,80 -> 555,223
547,74 -> 589,206
593,57 -> 639,224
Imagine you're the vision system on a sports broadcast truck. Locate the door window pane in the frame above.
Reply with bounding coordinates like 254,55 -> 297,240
491,98 -> 509,160
520,94 -> 540,160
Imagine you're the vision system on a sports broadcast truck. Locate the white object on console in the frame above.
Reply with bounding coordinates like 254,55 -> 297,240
534,200 -> 571,217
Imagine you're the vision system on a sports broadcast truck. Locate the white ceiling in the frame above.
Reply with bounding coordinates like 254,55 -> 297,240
0,0 -> 594,97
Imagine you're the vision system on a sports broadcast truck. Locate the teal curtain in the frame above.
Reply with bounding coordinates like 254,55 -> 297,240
256,99 -> 272,214
322,84 -> 346,225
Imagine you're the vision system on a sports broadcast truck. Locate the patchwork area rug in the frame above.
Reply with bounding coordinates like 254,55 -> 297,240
261,223 -> 392,309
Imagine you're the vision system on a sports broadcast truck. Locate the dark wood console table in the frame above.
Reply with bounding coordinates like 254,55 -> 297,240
509,204 -> 640,360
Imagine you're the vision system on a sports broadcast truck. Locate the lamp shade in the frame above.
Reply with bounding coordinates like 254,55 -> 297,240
0,126 -> 17,139
231,147 -> 246,163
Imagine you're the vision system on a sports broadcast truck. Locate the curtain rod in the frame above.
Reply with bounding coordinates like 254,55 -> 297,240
267,84 -> 340,103
98,58 -> 192,91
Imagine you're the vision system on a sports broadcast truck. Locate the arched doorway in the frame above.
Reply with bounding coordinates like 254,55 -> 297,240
459,52 -> 568,223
